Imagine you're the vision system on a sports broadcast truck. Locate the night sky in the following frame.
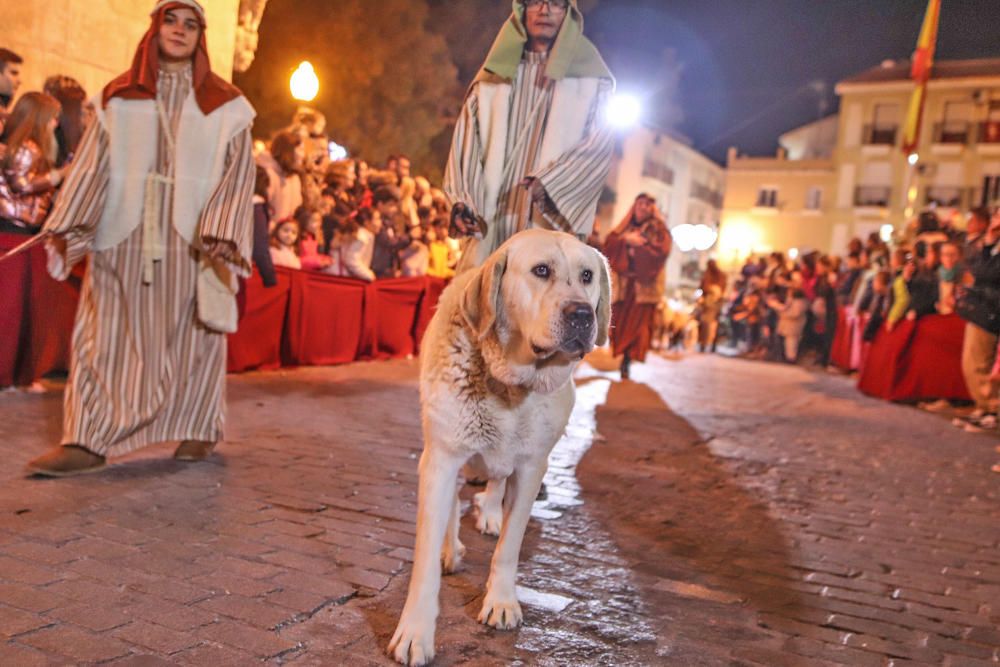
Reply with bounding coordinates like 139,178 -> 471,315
587,0 -> 1000,162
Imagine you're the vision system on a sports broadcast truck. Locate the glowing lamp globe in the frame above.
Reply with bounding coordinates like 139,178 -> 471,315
879,224 -> 894,243
691,224 -> 719,251
607,94 -> 642,128
290,61 -> 319,102
671,224 -> 696,252
788,248 -> 799,261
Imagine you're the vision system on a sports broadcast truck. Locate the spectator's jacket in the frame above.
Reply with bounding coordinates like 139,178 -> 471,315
371,226 -> 410,279
775,293 -> 809,338
0,140 -> 57,230
327,227 -> 376,282
251,195 -> 277,287
256,151 -> 302,222
957,237 -> 1000,333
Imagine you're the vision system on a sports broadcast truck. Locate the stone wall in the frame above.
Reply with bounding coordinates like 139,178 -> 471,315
3,0 -> 239,101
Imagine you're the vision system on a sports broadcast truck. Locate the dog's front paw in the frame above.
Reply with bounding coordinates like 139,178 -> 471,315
441,539 -> 466,574
388,616 -> 436,666
478,590 -> 523,630
473,491 -> 502,536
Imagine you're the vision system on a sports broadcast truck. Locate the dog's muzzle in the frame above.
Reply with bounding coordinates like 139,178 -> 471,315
559,301 -> 596,356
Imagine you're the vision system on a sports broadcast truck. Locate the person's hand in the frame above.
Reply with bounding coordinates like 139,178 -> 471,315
50,168 -> 65,187
624,231 -> 645,247
906,310 -> 917,321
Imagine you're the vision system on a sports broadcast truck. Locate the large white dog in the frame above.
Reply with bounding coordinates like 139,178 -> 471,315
389,229 -> 611,666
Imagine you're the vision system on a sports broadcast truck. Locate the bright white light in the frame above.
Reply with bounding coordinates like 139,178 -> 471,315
907,152 -> 919,166
290,61 -> 319,102
788,247 -> 799,260
607,94 -> 642,128
671,224 -> 696,252
879,223 -> 894,243
327,141 -> 348,161
691,224 -> 719,251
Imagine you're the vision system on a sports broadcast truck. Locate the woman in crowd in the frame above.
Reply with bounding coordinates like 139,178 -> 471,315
257,129 -> 303,221
0,92 -> 65,234
399,222 -> 429,277
887,256 -> 917,330
42,75 -> 88,167
769,271 -> 809,363
813,256 -> 839,367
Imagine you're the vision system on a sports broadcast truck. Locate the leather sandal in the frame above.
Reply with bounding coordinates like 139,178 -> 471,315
26,445 -> 106,478
174,440 -> 216,461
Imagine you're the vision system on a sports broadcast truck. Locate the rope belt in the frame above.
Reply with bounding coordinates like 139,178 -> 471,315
142,98 -> 178,285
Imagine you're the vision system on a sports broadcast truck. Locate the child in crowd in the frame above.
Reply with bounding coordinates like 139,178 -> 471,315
269,217 -> 302,270
426,222 -> 456,279
294,206 -> 332,271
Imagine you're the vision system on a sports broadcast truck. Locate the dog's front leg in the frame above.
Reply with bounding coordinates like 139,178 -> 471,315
389,448 -> 462,666
478,457 -> 548,630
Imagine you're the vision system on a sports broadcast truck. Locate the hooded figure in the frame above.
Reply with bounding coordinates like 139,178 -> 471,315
28,0 -> 257,477
444,0 -> 615,269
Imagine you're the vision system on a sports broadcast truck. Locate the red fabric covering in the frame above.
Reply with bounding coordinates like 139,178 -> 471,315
414,277 -> 449,353
830,307 -> 853,371
892,314 -> 971,402
0,233 -> 81,387
284,271 -> 365,366
857,319 -> 917,400
227,267 -> 291,372
361,278 -> 427,360
0,234 -> 31,387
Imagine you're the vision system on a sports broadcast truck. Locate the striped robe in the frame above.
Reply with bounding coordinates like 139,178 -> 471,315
445,51 -> 614,269
42,67 -> 255,457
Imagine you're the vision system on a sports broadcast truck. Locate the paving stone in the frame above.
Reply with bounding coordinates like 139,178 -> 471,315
0,356 -> 996,665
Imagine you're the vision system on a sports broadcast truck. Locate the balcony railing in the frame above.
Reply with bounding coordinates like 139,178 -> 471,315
924,187 -> 967,208
690,182 -> 724,208
978,121 -> 1000,144
854,186 -> 892,207
641,159 -> 675,185
932,122 -> 970,145
862,124 -> 898,146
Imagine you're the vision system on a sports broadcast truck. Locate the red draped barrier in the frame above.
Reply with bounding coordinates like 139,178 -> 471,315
891,315 -> 971,402
0,233 -> 81,386
361,278 -> 427,360
284,270 -> 365,366
857,319 -> 917,400
830,307 -> 853,371
227,268 -> 292,372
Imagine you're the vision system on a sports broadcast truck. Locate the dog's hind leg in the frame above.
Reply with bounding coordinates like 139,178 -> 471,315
441,492 -> 465,573
389,449 -> 463,666
473,478 -> 504,536
478,459 -> 547,630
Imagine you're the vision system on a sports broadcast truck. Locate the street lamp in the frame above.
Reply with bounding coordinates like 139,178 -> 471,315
290,61 -> 319,102
606,93 -> 642,129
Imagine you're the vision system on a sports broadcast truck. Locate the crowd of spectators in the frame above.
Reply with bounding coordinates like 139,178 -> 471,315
696,205 -> 1000,435
252,108 -> 461,287
0,48 -> 460,286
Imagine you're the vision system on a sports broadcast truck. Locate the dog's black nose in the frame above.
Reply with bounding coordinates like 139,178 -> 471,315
563,302 -> 594,330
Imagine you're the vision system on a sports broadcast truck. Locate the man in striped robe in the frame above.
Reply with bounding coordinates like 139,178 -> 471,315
445,0 -> 615,270
26,0 -> 256,477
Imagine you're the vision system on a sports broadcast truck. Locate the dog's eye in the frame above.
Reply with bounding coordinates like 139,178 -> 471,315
581,269 -> 594,285
532,264 -> 551,279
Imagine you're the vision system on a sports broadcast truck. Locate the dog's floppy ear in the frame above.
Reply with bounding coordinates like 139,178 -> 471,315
595,250 -> 612,347
462,249 -> 508,340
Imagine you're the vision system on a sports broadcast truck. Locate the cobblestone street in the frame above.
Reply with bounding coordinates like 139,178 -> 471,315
0,353 -> 998,666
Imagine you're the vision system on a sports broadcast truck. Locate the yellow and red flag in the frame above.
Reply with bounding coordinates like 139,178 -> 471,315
902,0 -> 941,154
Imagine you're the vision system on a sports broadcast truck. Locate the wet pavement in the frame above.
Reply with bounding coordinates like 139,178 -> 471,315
0,352 -> 998,665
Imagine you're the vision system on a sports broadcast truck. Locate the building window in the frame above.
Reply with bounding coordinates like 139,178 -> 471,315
864,103 -> 899,145
805,187 -> 822,210
980,101 -> 1000,144
642,158 -> 674,185
935,101 -> 971,144
756,187 -> 778,208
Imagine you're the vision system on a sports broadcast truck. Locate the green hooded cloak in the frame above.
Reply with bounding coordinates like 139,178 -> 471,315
475,0 -> 614,84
